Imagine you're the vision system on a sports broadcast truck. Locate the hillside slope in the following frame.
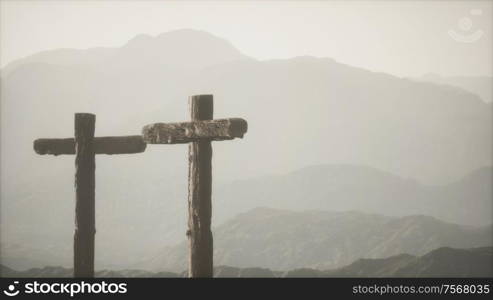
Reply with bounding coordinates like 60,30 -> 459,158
3,247 -> 490,278
143,208 -> 492,272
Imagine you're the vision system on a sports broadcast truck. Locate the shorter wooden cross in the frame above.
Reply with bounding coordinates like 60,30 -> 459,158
33,113 -> 146,277
142,94 -> 248,277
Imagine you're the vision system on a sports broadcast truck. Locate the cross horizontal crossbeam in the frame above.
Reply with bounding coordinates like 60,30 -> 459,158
34,136 -> 146,155
142,118 -> 247,144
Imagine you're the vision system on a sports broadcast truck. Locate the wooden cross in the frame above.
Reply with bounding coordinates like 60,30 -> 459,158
33,113 -> 146,278
142,94 -> 248,277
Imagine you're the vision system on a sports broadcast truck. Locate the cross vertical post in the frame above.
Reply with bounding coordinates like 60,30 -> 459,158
74,113 -> 96,277
34,113 -> 146,278
188,95 -> 214,277
142,94 -> 247,278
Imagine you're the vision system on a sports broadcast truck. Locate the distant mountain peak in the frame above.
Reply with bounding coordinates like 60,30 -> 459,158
125,29 -> 233,46
125,33 -> 153,44
111,29 -> 250,69
2,29 -> 250,74
156,28 -> 222,39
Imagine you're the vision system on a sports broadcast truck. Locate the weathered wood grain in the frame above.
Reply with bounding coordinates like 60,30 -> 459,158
142,118 -> 247,144
73,113 -> 95,278
34,136 -> 146,155
187,95 -> 214,278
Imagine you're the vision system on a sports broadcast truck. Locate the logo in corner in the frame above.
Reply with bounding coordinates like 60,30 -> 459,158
448,9 -> 484,43
3,281 -> 20,297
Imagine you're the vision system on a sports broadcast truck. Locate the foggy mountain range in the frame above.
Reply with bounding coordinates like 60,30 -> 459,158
3,247 -> 492,278
415,73 -> 492,104
140,207 -> 492,272
214,165 -> 492,227
2,164 -> 491,271
285,247 -> 493,278
1,29 -> 491,271
2,29 -> 491,183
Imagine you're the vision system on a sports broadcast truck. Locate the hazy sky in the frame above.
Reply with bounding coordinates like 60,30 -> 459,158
1,1 -> 491,77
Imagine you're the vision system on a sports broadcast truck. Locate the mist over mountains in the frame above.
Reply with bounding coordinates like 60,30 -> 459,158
1,29 -> 491,271
2,29 -> 491,183
2,164 -> 491,271
3,247 -> 491,278
2,30 -> 248,76
141,207 -> 492,272
215,165 -> 492,227
416,73 -> 492,103
286,247 -> 493,278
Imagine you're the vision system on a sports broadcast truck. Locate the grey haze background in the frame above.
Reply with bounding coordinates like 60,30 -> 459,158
1,1 -> 492,77
0,1 -> 492,272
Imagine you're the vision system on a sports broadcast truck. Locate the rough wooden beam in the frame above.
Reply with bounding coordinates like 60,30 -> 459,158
73,113 -> 95,278
187,95 -> 214,278
34,136 -> 146,155
94,136 -> 147,155
142,118 -> 247,144
34,138 -> 74,155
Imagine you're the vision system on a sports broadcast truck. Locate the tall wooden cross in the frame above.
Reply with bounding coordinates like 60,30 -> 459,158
33,113 -> 146,277
142,94 -> 248,277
